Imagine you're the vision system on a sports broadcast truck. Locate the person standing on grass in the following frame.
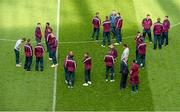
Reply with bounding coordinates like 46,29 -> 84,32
24,39 -> 33,71
34,42 -> 44,71
121,44 -> 129,61
91,12 -> 101,41
135,32 -> 143,62
129,60 -> 139,93
14,38 -> 26,67
45,22 -> 52,52
153,18 -> 163,50
162,16 -> 170,46
65,51 -> 76,88
137,41 -> 146,69
64,51 -> 73,84
114,12 -> 123,45
104,51 -> 115,82
109,44 -> 118,61
120,58 -> 129,89
35,23 -> 42,43
47,29 -> 53,60
48,33 -> 58,68
101,16 -> 111,47
142,14 -> 153,43
110,10 -> 117,38
83,53 -> 92,86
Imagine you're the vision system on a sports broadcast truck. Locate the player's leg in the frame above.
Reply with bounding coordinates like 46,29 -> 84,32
87,70 -> 91,83
24,57 -> 28,70
71,72 -> 75,87
110,66 -> 114,81
161,32 -> 165,46
107,32 -> 111,45
105,66 -> 109,81
14,49 -> 20,66
40,57 -> 44,71
35,57 -> 39,71
91,28 -> 96,39
147,30 -> 152,43
157,35 -> 162,49
28,56 -> 33,71
165,32 -> 168,46
64,66 -> 68,83
142,29 -> 147,39
102,32 -> 106,47
154,34 -> 158,49
95,28 -> 100,40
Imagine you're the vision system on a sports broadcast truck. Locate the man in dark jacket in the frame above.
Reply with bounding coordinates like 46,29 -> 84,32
120,59 -> 129,89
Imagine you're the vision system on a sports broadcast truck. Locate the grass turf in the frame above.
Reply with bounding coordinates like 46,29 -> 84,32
0,0 -> 57,110
0,0 -> 179,111
56,0 -> 153,111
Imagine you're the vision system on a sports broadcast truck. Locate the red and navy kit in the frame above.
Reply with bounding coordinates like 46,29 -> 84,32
65,59 -> 76,72
115,17 -> 123,29
138,43 -> 146,55
162,19 -> 170,46
24,43 -> 33,71
153,22 -> 163,35
83,56 -> 92,70
142,18 -> 152,30
104,54 -> 114,67
45,26 -> 51,41
102,20 -> 111,32
130,63 -> 139,85
35,26 -> 42,41
135,35 -> 143,49
35,44 -> 44,58
49,37 -> 58,52
24,43 -> 33,57
109,49 -> 118,59
92,16 -> 101,28
163,19 -> 170,32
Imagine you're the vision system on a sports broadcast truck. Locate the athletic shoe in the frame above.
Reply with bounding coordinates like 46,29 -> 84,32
136,90 -> 139,93
51,64 -> 56,68
65,80 -> 68,84
70,86 -> 74,88
83,83 -> 88,86
131,91 -> 136,93
105,79 -> 108,82
140,63 -> 143,67
16,64 -> 21,67
55,63 -> 58,67
87,81 -> 92,85
48,58 -> 52,60
101,45 -> 105,47
68,86 -> 71,88
150,42 -> 152,44
110,79 -> 115,82
114,43 -> 120,45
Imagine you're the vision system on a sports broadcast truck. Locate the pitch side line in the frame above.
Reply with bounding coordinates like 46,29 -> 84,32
171,22 -> 180,28
52,0 -> 60,111
0,22 -> 179,44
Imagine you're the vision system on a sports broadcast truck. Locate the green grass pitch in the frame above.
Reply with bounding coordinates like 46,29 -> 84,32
0,0 -> 180,111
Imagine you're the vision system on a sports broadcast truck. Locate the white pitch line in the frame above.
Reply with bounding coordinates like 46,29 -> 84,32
171,22 -> 180,28
52,0 -> 60,111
